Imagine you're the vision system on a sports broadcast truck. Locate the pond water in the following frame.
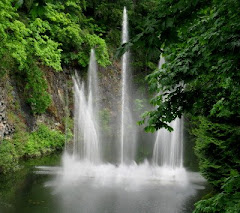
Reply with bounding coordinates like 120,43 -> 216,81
0,153 -> 210,213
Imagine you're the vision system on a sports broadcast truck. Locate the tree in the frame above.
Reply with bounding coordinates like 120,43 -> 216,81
128,0 -> 240,212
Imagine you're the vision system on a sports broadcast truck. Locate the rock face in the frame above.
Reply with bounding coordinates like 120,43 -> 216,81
99,61 -> 122,119
0,91 -> 15,141
0,61 -> 136,143
34,67 -> 72,132
0,67 -> 73,142
0,93 -> 6,140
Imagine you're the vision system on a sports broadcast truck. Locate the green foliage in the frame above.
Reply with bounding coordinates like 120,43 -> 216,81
23,124 -> 65,157
86,0 -> 133,49
0,0 -> 110,114
40,1 -> 110,67
30,18 -> 62,71
0,124 -> 65,174
193,117 -> 240,188
127,0 -> 240,210
0,1 -> 19,76
139,0 -> 240,130
194,174 -> 240,213
0,2 -> 62,71
0,141 -> 19,174
24,66 -> 51,114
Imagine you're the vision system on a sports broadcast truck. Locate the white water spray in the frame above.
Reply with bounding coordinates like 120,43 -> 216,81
34,10 -> 209,213
153,119 -> 184,168
152,56 -> 184,168
120,7 -> 137,164
72,49 -> 100,164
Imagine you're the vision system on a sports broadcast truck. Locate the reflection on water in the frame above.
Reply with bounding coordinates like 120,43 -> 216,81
37,154 -> 207,213
0,154 -> 210,213
51,180 -> 200,213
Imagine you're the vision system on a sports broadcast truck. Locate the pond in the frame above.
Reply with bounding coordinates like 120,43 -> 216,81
0,153 -> 210,213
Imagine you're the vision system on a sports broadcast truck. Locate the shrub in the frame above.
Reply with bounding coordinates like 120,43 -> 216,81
194,173 -> 240,213
0,141 -> 19,174
193,117 -> 240,188
0,124 -> 65,174
23,124 -> 65,158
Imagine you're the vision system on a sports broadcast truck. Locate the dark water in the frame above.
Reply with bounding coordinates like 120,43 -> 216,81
0,153 -> 210,213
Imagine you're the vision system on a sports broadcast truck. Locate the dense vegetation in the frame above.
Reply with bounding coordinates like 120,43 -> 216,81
0,0 -> 110,174
0,124 -> 64,174
0,67 -> 68,174
130,0 -> 240,212
0,0 -> 239,212
0,0 -> 158,174
0,0 -> 110,114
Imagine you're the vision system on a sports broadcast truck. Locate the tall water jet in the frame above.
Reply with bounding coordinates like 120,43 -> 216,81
152,56 -> 184,168
120,7 -> 137,164
87,49 -> 101,155
72,49 -> 100,164
88,49 -> 100,117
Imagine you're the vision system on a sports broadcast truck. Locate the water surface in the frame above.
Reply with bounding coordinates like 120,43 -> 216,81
0,154 -> 210,213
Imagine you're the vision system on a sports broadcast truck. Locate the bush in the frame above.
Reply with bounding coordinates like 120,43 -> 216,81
23,124 -> 65,158
191,116 -> 240,212
193,117 -> 240,188
0,141 -> 19,174
194,173 -> 240,213
0,124 -> 65,174
25,66 -> 52,114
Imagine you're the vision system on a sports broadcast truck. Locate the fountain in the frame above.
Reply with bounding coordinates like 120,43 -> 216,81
152,56 -> 184,168
66,8 -> 185,175
30,7 -> 209,213
72,49 -> 101,163
120,6 -> 137,164
153,119 -> 184,168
